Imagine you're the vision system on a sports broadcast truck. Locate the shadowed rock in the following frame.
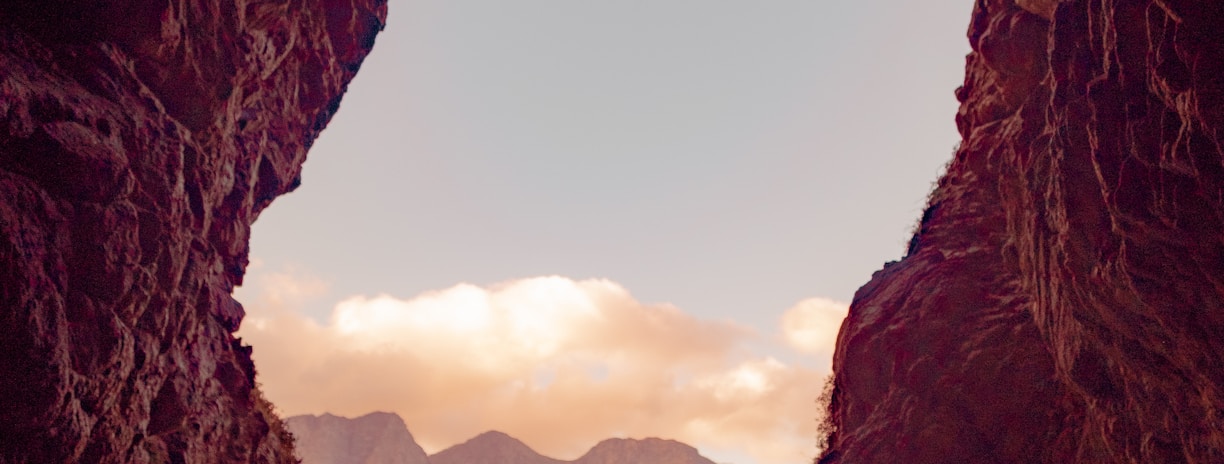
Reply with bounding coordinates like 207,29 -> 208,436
819,0 -> 1224,462
0,1 -> 385,462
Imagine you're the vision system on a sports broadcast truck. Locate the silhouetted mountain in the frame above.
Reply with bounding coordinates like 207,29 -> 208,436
431,431 -> 717,464
430,430 -> 565,464
288,412 -> 719,464
574,438 -> 715,464
287,412 -> 429,464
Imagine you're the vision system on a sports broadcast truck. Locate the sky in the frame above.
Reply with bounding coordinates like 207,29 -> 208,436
234,2 -> 973,464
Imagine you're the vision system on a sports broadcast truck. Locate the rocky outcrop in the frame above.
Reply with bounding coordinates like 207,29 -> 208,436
0,1 -> 385,462
820,0 -> 1224,463
287,412 -> 430,464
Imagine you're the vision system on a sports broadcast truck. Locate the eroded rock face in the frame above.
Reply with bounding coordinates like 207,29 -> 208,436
820,0 -> 1224,462
0,1 -> 385,462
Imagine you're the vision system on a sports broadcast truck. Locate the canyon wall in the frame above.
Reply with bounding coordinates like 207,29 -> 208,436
820,0 -> 1224,462
0,1 -> 385,462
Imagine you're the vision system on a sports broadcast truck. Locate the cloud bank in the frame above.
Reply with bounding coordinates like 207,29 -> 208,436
781,297 -> 852,355
237,269 -> 847,464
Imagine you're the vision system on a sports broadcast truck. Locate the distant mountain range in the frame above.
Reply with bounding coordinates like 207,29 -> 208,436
285,412 -> 717,464
287,412 -> 430,464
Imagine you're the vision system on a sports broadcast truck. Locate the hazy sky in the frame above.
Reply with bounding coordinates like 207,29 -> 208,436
237,2 -> 973,463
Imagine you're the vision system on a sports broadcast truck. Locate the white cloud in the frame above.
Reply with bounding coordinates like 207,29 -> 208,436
238,269 -> 834,464
780,297 -> 849,356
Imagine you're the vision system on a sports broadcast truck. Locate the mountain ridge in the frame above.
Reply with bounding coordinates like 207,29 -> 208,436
287,412 -> 429,464
287,412 -> 717,464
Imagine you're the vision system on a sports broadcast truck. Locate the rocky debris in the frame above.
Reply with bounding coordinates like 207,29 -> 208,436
819,0 -> 1224,462
0,1 -> 385,462
287,412 -> 429,464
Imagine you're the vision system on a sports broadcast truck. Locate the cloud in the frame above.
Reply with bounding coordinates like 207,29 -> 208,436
780,297 -> 849,356
237,270 -> 831,464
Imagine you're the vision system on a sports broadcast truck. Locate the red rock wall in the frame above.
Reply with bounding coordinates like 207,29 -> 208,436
820,0 -> 1224,462
0,1 -> 385,462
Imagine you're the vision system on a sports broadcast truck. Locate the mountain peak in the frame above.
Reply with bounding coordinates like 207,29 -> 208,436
289,413 -> 720,464
471,430 -> 519,443
577,437 -> 714,464
431,430 -> 565,464
286,412 -> 428,464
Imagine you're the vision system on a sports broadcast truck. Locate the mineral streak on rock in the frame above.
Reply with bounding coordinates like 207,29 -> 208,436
0,1 -> 385,462
820,0 -> 1224,462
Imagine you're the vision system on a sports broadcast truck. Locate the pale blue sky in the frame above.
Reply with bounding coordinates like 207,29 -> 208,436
248,0 -> 970,331
241,2 -> 972,461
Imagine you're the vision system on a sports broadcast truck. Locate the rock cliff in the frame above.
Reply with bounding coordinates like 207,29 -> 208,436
0,1 -> 385,462
820,0 -> 1224,462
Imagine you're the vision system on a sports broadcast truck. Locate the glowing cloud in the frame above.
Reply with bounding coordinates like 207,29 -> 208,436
780,297 -> 849,356
238,270 -> 832,464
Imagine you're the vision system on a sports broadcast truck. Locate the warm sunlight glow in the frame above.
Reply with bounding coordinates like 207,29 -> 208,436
699,358 -> 786,401
781,297 -> 850,355
238,268 -> 830,464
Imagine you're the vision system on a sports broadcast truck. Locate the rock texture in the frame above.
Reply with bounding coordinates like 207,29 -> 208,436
0,1 -> 385,462
286,413 -> 429,464
820,0 -> 1224,463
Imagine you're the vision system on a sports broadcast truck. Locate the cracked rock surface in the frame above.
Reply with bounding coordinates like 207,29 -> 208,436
820,0 -> 1224,462
0,1 -> 385,462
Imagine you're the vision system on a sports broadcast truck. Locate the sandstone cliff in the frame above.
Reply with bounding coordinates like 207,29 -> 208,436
820,0 -> 1224,462
0,1 -> 385,462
